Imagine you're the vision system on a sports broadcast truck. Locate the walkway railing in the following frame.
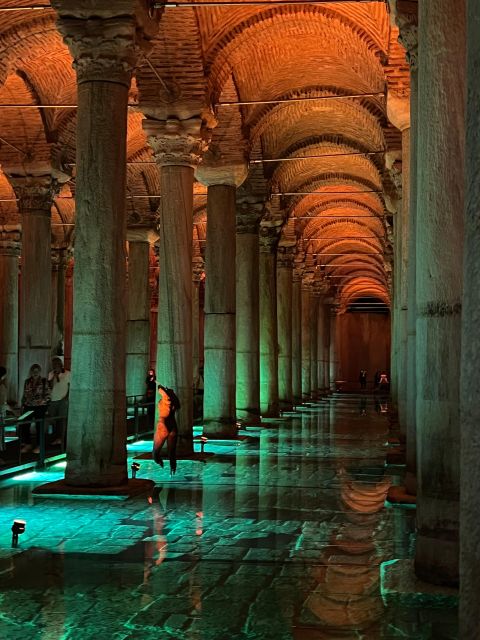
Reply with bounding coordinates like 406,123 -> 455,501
0,395 -> 156,476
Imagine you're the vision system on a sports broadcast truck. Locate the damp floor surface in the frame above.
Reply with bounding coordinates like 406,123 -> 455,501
0,395 -> 458,639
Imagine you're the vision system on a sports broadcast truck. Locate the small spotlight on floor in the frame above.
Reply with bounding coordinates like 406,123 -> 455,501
131,462 -> 140,479
11,519 -> 26,548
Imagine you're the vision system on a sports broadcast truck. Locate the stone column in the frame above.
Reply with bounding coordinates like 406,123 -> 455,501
329,307 -> 337,391
392,1 -> 419,496
236,201 -> 264,424
316,292 -> 329,395
54,0 -> 157,486
196,162 -> 247,438
461,0 -> 480,631
192,255 -> 203,390
64,254 -> 74,370
0,226 -> 21,402
301,278 -> 312,401
259,220 -> 282,417
415,0 -> 465,585
310,288 -> 319,398
51,247 -> 67,356
277,246 -> 294,410
323,302 -> 331,392
126,228 -> 156,398
11,176 -> 58,384
292,268 -> 302,403
144,116 -> 210,453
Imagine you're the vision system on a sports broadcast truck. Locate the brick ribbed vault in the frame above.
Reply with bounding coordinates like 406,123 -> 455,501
0,0 -> 410,305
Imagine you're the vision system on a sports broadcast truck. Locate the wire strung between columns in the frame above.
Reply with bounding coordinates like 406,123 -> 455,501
155,1 -> 381,7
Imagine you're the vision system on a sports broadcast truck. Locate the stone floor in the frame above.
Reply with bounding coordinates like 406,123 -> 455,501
0,395 -> 458,639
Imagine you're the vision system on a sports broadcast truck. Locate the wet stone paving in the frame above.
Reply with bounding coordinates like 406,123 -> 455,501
0,395 -> 458,639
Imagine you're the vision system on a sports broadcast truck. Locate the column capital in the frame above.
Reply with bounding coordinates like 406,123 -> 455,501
143,116 -> 214,168
51,246 -> 68,271
259,218 -> 283,254
10,175 -> 60,215
127,226 -> 159,244
192,257 -> 204,283
195,145 -> 248,187
236,187 -> 268,234
0,225 -> 21,257
52,0 -> 158,86
390,0 -> 418,71
277,245 -> 295,269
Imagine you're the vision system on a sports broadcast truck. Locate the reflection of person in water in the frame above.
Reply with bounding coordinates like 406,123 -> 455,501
153,385 -> 180,474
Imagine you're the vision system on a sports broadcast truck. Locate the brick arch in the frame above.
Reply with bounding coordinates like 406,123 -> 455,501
205,6 -> 385,102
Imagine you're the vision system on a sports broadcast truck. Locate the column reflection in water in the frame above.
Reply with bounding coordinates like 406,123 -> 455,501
258,429 -> 275,520
302,470 -> 390,636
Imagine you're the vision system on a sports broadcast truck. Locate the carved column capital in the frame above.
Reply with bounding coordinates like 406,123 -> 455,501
144,116 -> 214,168
192,258 -> 204,283
0,225 -> 21,257
127,226 -> 159,244
236,187 -> 268,234
52,0 -> 158,86
10,175 -> 60,215
259,217 -> 283,254
277,245 -> 295,269
391,0 -> 418,71
196,144 -> 248,187
51,247 -> 67,272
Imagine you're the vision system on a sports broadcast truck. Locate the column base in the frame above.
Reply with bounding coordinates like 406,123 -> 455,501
381,559 -> 458,607
236,409 -> 262,426
415,530 -> 459,587
32,478 -> 155,499
203,419 -> 239,439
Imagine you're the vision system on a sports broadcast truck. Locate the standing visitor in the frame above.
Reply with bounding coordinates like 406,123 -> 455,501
145,369 -> 156,428
48,357 -> 70,446
20,364 -> 50,453
359,369 -> 367,390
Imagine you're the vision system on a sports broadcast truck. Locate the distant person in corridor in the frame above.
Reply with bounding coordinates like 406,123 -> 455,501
359,369 -> 367,390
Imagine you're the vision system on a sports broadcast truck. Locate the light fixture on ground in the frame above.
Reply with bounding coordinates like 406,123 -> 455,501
11,519 -> 26,548
131,462 -> 140,479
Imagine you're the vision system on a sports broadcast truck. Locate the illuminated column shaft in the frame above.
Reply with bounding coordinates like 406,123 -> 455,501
310,289 -> 319,398
51,247 -> 67,356
236,206 -> 263,424
11,177 -> 57,385
415,0 -> 465,585
316,294 -> 328,395
127,229 -> 155,397
291,269 -> 302,403
203,184 -> 237,437
54,0 -> 156,485
277,246 -> 294,410
461,0 -> 480,632
192,257 -> 203,388
329,308 -> 337,391
259,223 -> 281,417
323,302 -> 331,392
301,279 -> 312,400
0,227 -> 20,402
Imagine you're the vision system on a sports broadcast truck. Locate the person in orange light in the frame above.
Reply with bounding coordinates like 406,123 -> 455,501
153,385 -> 180,475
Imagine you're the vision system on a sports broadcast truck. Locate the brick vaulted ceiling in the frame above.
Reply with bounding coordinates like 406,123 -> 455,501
0,0 -> 409,308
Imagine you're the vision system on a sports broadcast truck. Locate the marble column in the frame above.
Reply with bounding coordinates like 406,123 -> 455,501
236,203 -> 264,424
197,163 -> 247,438
54,1 -> 157,486
292,268 -> 302,403
144,116 -> 210,453
301,279 -> 312,401
192,256 -> 203,390
0,226 -> 21,402
277,246 -> 294,410
64,255 -> 74,370
415,0 -> 465,585
323,302 -> 331,393
393,2 -> 419,496
460,0 -> 480,631
11,176 -> 58,385
127,228 -> 156,398
316,293 -> 328,395
329,308 -> 337,391
51,247 -> 67,356
310,289 -> 319,398
259,221 -> 282,417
